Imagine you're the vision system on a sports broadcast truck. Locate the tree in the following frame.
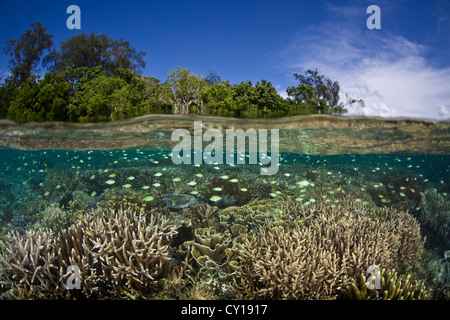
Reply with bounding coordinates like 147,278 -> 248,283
253,79 -> 284,112
68,67 -> 147,122
231,81 -> 257,115
3,22 -> 53,86
288,69 -> 343,113
0,80 -> 19,119
203,80 -> 236,115
164,67 -> 208,115
205,70 -> 221,86
6,71 -> 71,123
43,32 -> 146,75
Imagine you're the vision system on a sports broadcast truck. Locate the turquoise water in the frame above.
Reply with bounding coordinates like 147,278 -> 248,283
0,115 -> 449,300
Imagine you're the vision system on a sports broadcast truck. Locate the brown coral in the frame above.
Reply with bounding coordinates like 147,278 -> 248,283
232,198 -> 424,300
0,230 -> 60,299
338,267 -> 430,300
0,206 -> 180,299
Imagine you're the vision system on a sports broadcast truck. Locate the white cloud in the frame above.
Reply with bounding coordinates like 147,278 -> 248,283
279,16 -> 450,120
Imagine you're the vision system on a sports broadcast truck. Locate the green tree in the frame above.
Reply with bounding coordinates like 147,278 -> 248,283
7,71 -> 71,123
289,69 -> 342,113
164,67 -> 208,115
203,80 -> 236,116
141,76 -> 172,114
3,22 -> 53,86
253,79 -> 284,113
205,70 -> 221,86
44,32 -> 146,75
7,75 -> 41,122
231,81 -> 257,115
0,80 -> 19,119
69,67 -> 147,122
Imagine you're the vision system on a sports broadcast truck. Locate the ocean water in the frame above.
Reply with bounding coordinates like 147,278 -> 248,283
0,115 -> 449,300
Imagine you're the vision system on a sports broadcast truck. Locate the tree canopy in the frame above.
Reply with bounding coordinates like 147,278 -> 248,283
1,22 -> 347,123
3,22 -> 53,86
43,32 -> 146,75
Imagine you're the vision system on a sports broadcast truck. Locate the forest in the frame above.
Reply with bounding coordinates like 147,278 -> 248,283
0,22 -> 346,123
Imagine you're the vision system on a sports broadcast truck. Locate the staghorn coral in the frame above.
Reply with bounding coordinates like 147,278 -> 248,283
74,206 -> 177,298
0,230 -> 60,299
232,198 -> 424,300
0,206 -> 182,299
337,267 -> 430,300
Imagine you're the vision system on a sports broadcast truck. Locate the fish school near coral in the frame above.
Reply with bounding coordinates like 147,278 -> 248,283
171,121 -> 279,175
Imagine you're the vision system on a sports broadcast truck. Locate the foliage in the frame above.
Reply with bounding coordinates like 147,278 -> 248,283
1,22 -> 347,123
68,67 -> 147,122
3,22 -> 53,86
287,68 -> 344,114
43,32 -> 146,75
164,67 -> 208,115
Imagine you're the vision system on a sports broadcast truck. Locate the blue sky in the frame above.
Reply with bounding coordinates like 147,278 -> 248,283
1,0 -> 449,119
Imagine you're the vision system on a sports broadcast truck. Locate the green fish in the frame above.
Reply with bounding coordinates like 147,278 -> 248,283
296,180 -> 310,187
105,180 -> 115,185
209,195 -> 223,202
142,196 -> 154,202
122,183 -> 132,188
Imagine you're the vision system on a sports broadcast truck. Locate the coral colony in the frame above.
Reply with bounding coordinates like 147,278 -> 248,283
0,118 -> 449,300
171,121 -> 280,175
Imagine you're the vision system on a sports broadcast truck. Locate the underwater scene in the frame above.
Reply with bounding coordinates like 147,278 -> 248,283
0,115 -> 449,300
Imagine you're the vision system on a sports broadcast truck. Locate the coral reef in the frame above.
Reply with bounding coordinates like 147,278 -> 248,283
204,175 -> 252,208
232,198 -> 424,299
428,251 -> 450,299
34,204 -> 78,234
0,230 -> 60,299
337,267 -> 430,300
418,189 -> 450,254
0,206 -> 184,299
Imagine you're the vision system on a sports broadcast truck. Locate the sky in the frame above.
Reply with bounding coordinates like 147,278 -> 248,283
0,0 -> 449,120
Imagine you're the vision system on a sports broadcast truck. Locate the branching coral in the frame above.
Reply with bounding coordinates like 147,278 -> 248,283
232,198 -> 425,300
0,206 -> 181,299
85,206 -> 177,297
0,230 -> 60,298
338,267 -> 430,300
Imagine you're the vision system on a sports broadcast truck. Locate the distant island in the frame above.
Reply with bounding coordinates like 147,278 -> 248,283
0,22 -> 348,123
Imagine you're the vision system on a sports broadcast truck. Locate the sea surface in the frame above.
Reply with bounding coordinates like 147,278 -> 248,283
0,114 -> 449,300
